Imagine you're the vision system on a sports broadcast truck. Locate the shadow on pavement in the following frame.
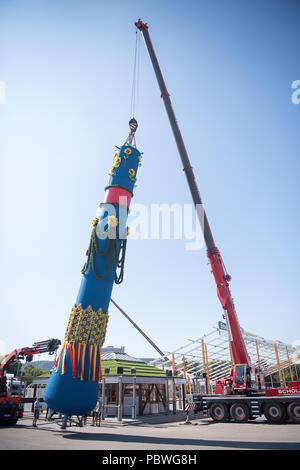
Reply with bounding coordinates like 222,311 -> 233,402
61,431 -> 300,450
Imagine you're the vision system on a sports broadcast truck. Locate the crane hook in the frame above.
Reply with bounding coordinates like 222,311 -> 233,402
125,118 -> 138,146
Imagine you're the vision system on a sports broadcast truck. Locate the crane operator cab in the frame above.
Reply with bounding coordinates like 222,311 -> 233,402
233,364 -> 265,393
233,365 -> 251,392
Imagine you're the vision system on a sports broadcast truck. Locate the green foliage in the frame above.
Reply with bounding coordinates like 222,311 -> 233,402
22,365 -> 44,378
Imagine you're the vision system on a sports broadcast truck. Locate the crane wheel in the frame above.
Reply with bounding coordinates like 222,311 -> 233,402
263,402 -> 286,424
209,403 -> 229,422
229,403 -> 250,423
287,402 -> 300,424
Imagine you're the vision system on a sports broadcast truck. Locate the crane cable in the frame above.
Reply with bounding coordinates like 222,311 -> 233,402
130,30 -> 140,120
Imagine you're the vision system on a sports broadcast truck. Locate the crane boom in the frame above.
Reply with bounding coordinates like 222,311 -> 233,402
0,338 -> 61,378
135,19 -> 250,367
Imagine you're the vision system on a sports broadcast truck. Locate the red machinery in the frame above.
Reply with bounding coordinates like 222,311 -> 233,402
0,338 -> 61,425
135,19 -> 300,423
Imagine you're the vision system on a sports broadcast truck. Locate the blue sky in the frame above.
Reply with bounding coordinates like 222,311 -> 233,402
1,0 -> 299,361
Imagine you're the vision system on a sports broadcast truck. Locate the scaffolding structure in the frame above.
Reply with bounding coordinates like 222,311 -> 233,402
151,324 -> 300,387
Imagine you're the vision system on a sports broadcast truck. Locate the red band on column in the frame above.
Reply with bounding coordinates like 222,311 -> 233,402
103,187 -> 132,207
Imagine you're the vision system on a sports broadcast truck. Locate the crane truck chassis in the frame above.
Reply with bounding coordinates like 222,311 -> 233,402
187,384 -> 300,424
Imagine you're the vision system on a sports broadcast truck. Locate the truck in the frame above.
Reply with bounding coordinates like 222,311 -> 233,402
135,19 -> 300,424
0,338 -> 61,425
188,383 -> 300,424
5,375 -> 25,397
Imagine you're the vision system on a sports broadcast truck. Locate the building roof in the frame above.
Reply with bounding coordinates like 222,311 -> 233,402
101,352 -> 145,362
101,352 -> 166,377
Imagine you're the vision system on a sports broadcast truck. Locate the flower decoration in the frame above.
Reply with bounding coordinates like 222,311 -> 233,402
91,217 -> 99,227
113,156 -> 121,167
124,147 -> 132,159
128,168 -> 135,181
108,166 -> 115,176
107,215 -> 118,227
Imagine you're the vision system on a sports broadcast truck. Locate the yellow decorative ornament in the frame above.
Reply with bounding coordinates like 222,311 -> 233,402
56,304 -> 109,381
138,155 -> 142,167
113,156 -> 122,167
109,154 -> 122,175
128,168 -> 135,182
64,304 -> 109,347
124,147 -> 132,159
108,165 -> 115,176
91,217 -> 99,227
107,215 -> 118,227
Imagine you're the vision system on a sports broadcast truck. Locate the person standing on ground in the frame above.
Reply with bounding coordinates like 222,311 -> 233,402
33,398 -> 42,427
92,402 -> 102,426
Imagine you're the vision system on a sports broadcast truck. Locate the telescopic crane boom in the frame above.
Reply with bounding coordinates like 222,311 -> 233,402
135,19 -> 251,390
0,338 -> 61,394
0,338 -> 61,380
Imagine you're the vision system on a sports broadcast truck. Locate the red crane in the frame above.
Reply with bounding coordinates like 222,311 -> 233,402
135,20 -> 300,424
0,338 -> 61,425
135,19 -> 252,392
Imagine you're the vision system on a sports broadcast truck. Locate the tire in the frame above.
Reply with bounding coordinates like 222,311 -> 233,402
264,402 -> 286,424
209,403 -> 229,422
287,402 -> 300,424
230,403 -> 250,423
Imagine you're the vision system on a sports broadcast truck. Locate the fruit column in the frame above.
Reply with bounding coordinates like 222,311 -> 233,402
44,123 -> 142,416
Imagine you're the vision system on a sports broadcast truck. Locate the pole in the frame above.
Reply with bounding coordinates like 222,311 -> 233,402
274,344 -> 284,388
286,347 -> 294,381
165,379 -> 169,415
111,298 -> 176,370
101,377 -> 106,421
201,339 -> 208,393
183,356 -> 186,379
295,364 -> 299,381
183,356 -> 188,397
172,353 -> 176,414
205,344 -> 211,394
256,340 -> 261,368
118,376 -> 123,421
132,376 -> 137,419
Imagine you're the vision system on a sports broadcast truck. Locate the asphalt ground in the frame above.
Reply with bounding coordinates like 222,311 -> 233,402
0,411 -> 300,455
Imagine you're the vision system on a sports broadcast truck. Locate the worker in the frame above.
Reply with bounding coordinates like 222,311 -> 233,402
92,402 -> 102,426
32,398 -> 42,427
223,382 -> 233,395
